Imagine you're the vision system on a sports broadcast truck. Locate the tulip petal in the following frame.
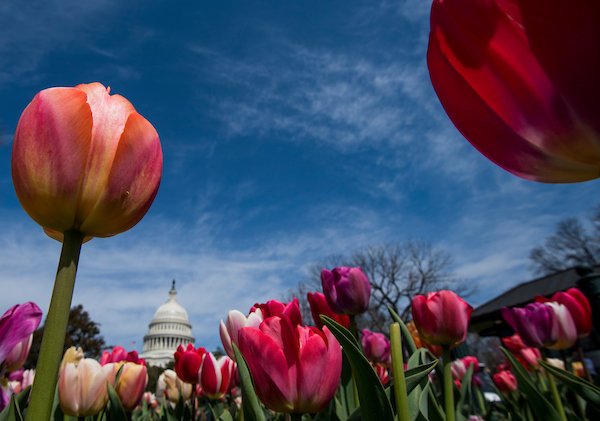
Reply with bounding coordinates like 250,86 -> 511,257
0,303 -> 42,364
238,326 -> 294,413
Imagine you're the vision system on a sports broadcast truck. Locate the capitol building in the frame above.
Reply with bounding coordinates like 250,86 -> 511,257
140,281 -> 195,367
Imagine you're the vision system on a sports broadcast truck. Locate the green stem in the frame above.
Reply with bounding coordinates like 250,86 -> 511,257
348,315 -> 360,407
541,349 -> 567,421
442,345 -> 455,421
25,230 -> 84,421
290,413 -> 303,421
390,323 -> 410,421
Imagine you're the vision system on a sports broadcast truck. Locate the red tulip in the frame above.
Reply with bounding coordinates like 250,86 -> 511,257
428,0 -> 600,183
321,267 -> 371,315
174,344 -> 207,384
12,83 -> 163,239
199,353 -> 234,400
251,298 -> 302,326
372,363 -> 390,385
307,292 -> 350,329
493,370 -> 517,394
238,316 -> 342,414
411,290 -> 473,347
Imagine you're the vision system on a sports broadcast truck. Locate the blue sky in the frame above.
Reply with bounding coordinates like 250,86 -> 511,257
0,0 -> 598,354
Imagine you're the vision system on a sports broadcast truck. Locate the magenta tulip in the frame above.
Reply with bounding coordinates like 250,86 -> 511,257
251,298 -> 302,326
220,309 -> 263,361
4,334 -> 33,373
238,315 -> 342,414
502,303 -> 559,348
12,83 -> 163,239
321,267 -> 371,315
411,290 -> 473,347
307,292 -> 350,329
361,329 -> 391,367
537,288 -> 593,338
428,0 -> 600,183
199,353 -> 234,400
174,344 -> 207,384
0,303 -> 42,365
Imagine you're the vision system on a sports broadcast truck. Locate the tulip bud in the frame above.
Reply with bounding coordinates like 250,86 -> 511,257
100,346 -> 128,365
251,298 -> 302,326
58,359 -> 116,417
502,302 -> 559,348
573,362 -> 585,378
115,362 -> 148,412
4,334 -> 33,373
157,369 -> 192,403
537,288 -> 593,338
372,363 -> 390,385
307,292 -> 350,329
220,310 -> 263,361
0,302 -> 42,365
411,290 -> 473,347
493,370 -> 517,394
60,346 -> 84,371
451,360 -> 467,381
199,353 -> 234,400
546,358 -> 565,370
461,356 -> 480,374
12,83 -> 163,240
321,267 -> 371,315
174,344 -> 206,384
544,302 -> 577,350
361,329 -> 391,367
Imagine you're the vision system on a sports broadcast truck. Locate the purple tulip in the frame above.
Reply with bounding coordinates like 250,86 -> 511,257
501,302 -> 559,348
321,267 -> 371,315
361,329 -> 391,367
0,303 -> 42,364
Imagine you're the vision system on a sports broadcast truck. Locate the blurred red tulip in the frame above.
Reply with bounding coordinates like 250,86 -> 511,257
411,290 -> 473,347
493,370 -> 517,394
307,292 -> 350,329
428,0 -> 600,183
537,288 -> 593,338
251,298 -> 302,326
174,344 -> 207,384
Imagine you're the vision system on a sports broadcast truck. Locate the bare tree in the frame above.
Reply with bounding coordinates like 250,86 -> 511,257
530,215 -> 600,274
284,240 -> 476,334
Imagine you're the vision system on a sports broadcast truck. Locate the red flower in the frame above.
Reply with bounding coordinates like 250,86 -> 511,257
174,344 -> 207,384
307,292 -> 350,329
428,0 -> 600,183
251,298 -> 302,326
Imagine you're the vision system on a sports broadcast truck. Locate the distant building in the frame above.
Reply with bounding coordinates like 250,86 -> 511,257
140,281 -> 195,367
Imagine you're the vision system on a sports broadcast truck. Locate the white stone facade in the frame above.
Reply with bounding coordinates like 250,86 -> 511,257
140,281 -> 195,367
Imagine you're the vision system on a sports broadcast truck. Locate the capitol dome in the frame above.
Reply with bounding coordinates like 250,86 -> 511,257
140,281 -> 195,367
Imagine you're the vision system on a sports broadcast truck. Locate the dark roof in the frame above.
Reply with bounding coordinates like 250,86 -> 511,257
470,265 -> 600,337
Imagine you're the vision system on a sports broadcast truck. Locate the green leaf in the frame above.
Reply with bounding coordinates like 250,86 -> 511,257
405,361 -> 438,396
455,364 -> 473,420
500,348 -> 563,421
388,306 -> 418,355
322,316 -> 394,421
219,410 -> 234,421
538,360 -> 600,411
0,394 -> 23,421
106,381 -> 128,421
232,343 -> 266,421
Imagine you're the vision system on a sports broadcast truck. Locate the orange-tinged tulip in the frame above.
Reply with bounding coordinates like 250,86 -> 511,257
12,83 -> 162,240
115,362 -> 148,412
58,359 -> 116,417
428,0 -> 600,183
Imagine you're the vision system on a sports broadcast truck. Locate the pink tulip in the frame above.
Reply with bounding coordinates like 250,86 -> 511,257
58,359 -> 116,417
518,348 -> 542,371
544,302 -> 577,350
238,315 -> 342,414
361,329 -> 391,367
0,379 -> 14,413
411,290 -> 473,347
0,303 -> 42,365
461,356 -> 480,374
451,360 -> 467,381
199,353 -> 234,400
220,309 -> 263,361
502,303 -> 559,348
428,0 -> 600,183
251,298 -> 303,326
537,289 -> 593,338
115,362 -> 148,412
493,370 -> 517,394
12,83 -> 163,239
173,344 -> 206,384
321,267 -> 371,315
501,334 -> 525,354
307,292 -> 350,329
4,334 -> 33,373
